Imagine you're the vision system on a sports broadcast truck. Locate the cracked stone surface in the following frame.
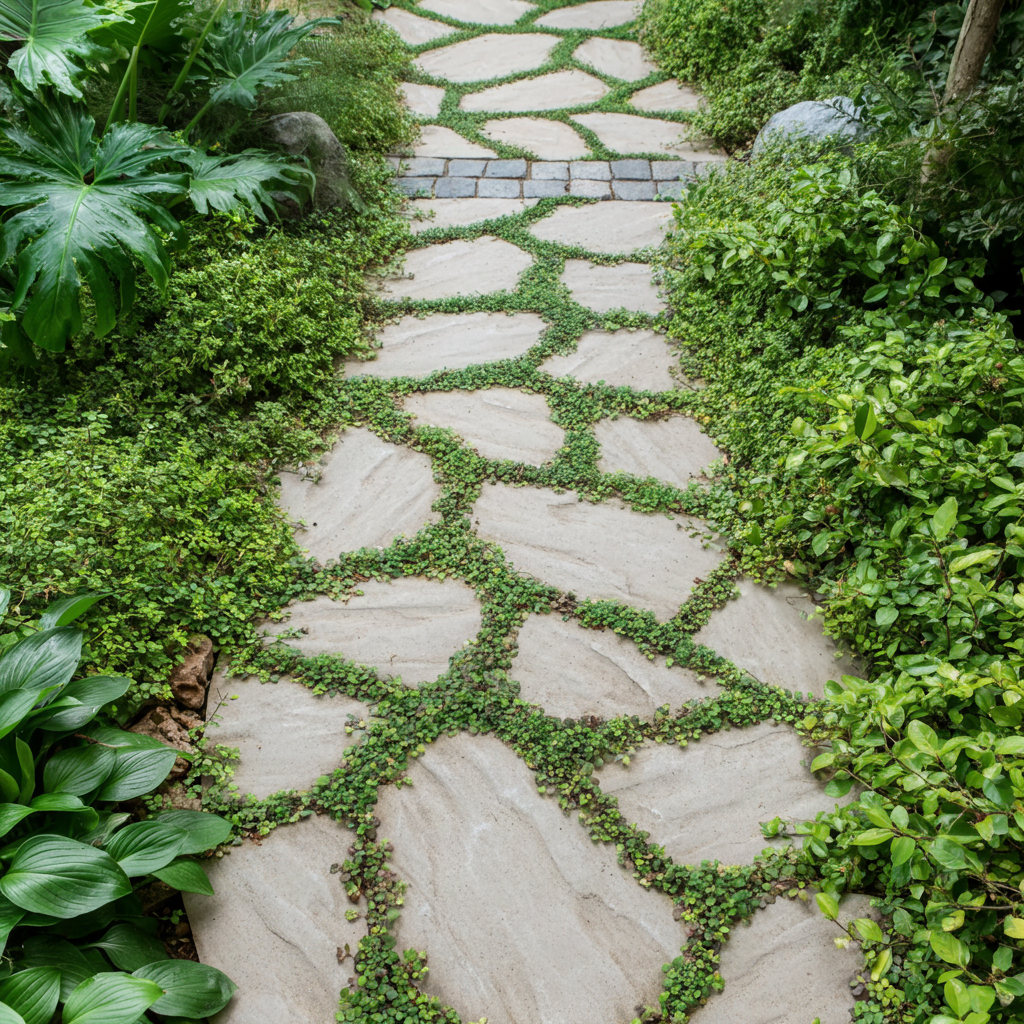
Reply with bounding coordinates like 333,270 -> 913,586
597,724 -> 841,865
350,311 -> 545,377
373,6 -> 454,44
185,817 -> 365,1024
413,124 -> 496,158
630,79 -> 702,112
404,388 -> 563,465
419,0 -> 535,24
407,197 -> 536,232
379,236 -> 532,300
481,117 -> 590,159
561,260 -> 664,313
512,614 -> 710,718
573,111 -> 724,157
278,427 -> 440,559
400,81 -> 445,117
529,200 -> 670,252
596,415 -> 720,487
415,33 -> 558,83
264,578 -> 482,687
541,329 -> 677,390
572,37 -> 655,82
693,579 -> 857,698
461,69 -> 609,112
204,674 -> 368,799
474,485 -> 723,619
535,0 -> 639,29
376,734 -> 684,1024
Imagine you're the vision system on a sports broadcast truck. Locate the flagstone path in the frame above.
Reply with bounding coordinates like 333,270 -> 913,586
184,3 -> 868,1024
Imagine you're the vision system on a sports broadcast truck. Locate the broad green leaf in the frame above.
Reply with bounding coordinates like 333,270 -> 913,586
875,605 -> 898,627
982,775 -> 1014,809
945,978 -> 970,1017
0,690 -> 46,741
0,895 -> 24,958
863,283 -> 889,303
43,744 -> 116,796
29,792 -> 88,813
154,810 -> 232,856
0,835 -> 131,918
133,960 -> 236,1017
62,973 -> 162,1024
853,402 -> 877,440
98,0 -> 188,52
927,256 -> 948,278
930,929 -> 969,967
94,747 -> 177,802
0,1004 -> 26,1024
85,923 -> 167,972
39,594 -> 105,630
995,736 -> 1024,755
815,892 -> 839,920
809,752 -> 834,771
0,805 -> 34,837
949,549 -> 1000,573
907,719 -> 941,757
0,967 -> 60,1024
0,592 -> 9,619
931,497 -> 958,542
1004,917 -> 1024,939
21,937 -> 95,1001
106,820 -> 187,876
152,857 -> 214,895
60,675 -> 131,708
854,918 -> 884,943
930,836 -> 968,870
870,947 -> 891,982
0,627 -> 81,696
858,793 -> 892,828
850,828 -> 893,845
890,836 -> 915,865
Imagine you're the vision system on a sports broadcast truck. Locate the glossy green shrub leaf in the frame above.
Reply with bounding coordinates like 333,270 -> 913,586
133,960 -> 236,1017
61,973 -> 163,1024
85,924 -> 167,972
0,968 -> 61,1024
105,820 -> 187,876
151,857 -> 214,895
815,892 -> 838,920
930,497 -> 958,542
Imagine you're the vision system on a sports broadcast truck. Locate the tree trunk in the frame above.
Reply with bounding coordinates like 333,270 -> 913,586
943,0 -> 1005,106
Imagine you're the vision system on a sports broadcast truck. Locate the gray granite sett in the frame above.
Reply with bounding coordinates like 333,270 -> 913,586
397,178 -> 435,196
485,159 -> 528,178
448,159 -> 487,176
657,180 -> 688,199
570,178 -> 612,199
402,157 -> 447,177
613,180 -> 656,200
436,177 -> 477,198
651,160 -> 693,180
611,159 -> 651,179
532,161 -> 569,180
478,177 -> 522,198
524,179 -> 568,198
571,160 -> 611,180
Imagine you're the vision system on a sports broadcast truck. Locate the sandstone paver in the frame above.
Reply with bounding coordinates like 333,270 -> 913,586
541,329 -> 677,390
400,81 -> 445,117
460,69 -> 609,112
572,37 -> 655,82
413,124 -> 496,158
630,79 -> 703,112
535,0 -> 639,29
408,197 -> 535,231
415,33 -> 558,83
574,111 -> 725,157
596,414 -> 720,487
529,199 -> 670,252
560,260 -> 663,313
373,6 -> 454,44
419,0 -> 534,24
481,116 -> 590,159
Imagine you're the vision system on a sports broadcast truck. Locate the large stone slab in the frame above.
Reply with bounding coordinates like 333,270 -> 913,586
419,0 -> 534,24
696,896 -> 868,1024
541,329 -> 676,390
376,734 -> 683,1024
536,0 -> 639,29
460,70 -> 609,112
408,197 -> 535,233
561,260 -> 663,314
512,614 -> 709,718
414,125 -> 496,158
350,312 -> 545,377
474,485 -> 722,619
373,6 -> 454,44
574,112 -> 725,157
404,388 -> 563,465
529,200 -> 670,253
186,816 -> 364,1024
205,674 -> 367,798
264,577 -> 482,687
380,236 -> 532,301
278,428 -> 440,559
692,579 -> 856,698
481,117 -> 590,159
597,724 -> 839,865
630,79 -> 702,113
596,415 -> 720,487
416,33 -> 557,84
401,81 -> 445,117
572,37 -> 654,82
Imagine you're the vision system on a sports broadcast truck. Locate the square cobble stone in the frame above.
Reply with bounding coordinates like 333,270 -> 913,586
436,177 -> 477,198
657,180 -> 689,199
569,178 -> 612,199
484,159 -> 528,178
448,159 -> 487,176
401,157 -> 446,177
477,177 -> 522,198
570,160 -> 611,180
610,159 -> 651,180
397,178 -> 435,197
524,180 -> 568,198
651,160 -> 693,181
532,161 -> 569,180
612,180 -> 656,200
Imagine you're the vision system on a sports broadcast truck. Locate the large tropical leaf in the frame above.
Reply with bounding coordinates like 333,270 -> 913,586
0,96 -> 188,352
96,0 -> 188,54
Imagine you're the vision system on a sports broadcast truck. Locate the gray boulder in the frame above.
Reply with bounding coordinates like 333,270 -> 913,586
752,96 -> 870,156
264,111 -> 351,209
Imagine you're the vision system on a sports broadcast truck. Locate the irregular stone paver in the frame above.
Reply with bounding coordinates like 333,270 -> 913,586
460,70 -> 609,112
277,427 -> 440,559
696,896 -> 870,1024
404,388 -> 563,465
407,197 -> 535,232
401,81 -> 445,117
414,125 -> 496,158
693,579 -> 857,698
529,200 -> 670,253
597,724 -> 841,865
560,260 -> 663,314
350,312 -> 545,377
536,0 -> 639,29
541,329 -> 677,390
631,79 -> 702,112
379,236 -> 532,300
416,33 -> 558,84
205,674 -> 367,798
373,6 -> 454,44
419,0 -> 534,24
474,485 -> 722,619
596,415 -> 720,487
574,111 -> 725,157
264,578 -> 482,687
512,614 -> 709,718
376,734 -> 684,1024
185,817 -> 364,1024
481,117 -> 590,159
572,37 -> 655,82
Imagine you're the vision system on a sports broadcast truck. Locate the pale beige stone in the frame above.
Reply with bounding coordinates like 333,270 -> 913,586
596,415 -> 720,486
530,200 -> 670,253
404,388 -> 563,465
204,675 -> 367,799
373,6 -> 454,45
415,33 -> 558,84
481,116 -> 590,159
536,0 -> 639,29
400,81 -> 445,118
597,724 -> 842,865
413,124 -> 496,158
573,111 -> 726,157
349,312 -> 545,377
264,578 -> 482,688
473,485 -> 722,620
376,734 -> 684,1024
407,197 -> 534,233
572,37 -> 654,82
541,329 -> 676,390
561,260 -> 663,314
630,79 -> 703,113
512,614 -> 710,718
379,236 -> 532,301
693,579 -> 857,699
420,0 -> 534,24
460,70 -> 609,112
186,817 -> 365,1024
278,428 -> 440,560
